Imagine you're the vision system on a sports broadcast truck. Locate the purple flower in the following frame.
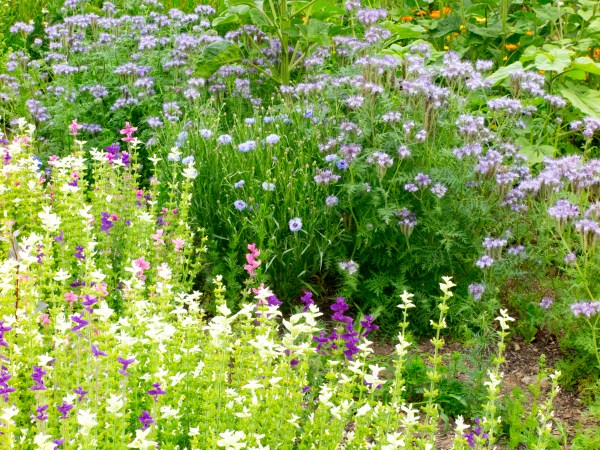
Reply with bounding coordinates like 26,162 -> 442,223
0,366 -> 16,402
30,366 -> 47,391
548,200 -> 579,225
0,321 -> 12,348
468,283 -> 485,301
476,255 -> 494,269
360,315 -> 379,336
234,180 -> 245,188
70,314 -> 89,333
74,386 -> 88,403
414,173 -> 431,187
539,297 -> 553,309
138,410 -> 154,429
99,212 -> 115,235
325,196 -> 339,207
289,218 -> 303,232
57,401 -> 73,419
147,382 -> 166,402
300,291 -> 314,312
35,404 -> 49,421
74,246 -> 85,260
118,356 -> 136,376
91,344 -> 107,358
234,200 -> 247,211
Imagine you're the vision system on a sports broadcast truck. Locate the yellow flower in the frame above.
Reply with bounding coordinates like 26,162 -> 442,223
475,17 -> 486,23
302,16 -> 309,24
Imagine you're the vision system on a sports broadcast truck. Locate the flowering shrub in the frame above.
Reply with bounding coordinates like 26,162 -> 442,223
0,124 -> 567,448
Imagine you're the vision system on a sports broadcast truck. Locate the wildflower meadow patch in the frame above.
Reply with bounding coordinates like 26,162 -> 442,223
2,0 -> 600,448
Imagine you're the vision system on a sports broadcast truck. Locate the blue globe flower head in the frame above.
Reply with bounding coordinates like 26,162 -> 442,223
234,200 -> 247,211
289,217 -> 302,232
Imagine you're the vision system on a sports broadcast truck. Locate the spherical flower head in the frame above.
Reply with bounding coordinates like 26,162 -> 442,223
265,134 -> 280,145
325,196 -> 338,207
468,283 -> 485,300
289,218 -> 302,232
200,129 -> 213,139
234,200 -> 247,211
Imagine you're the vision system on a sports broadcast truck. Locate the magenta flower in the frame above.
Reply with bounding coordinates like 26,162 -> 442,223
120,122 -> 138,142
68,119 -> 83,136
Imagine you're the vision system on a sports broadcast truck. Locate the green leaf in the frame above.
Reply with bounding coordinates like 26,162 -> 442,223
466,22 -> 502,38
519,144 -> 557,165
488,61 -> 523,85
249,8 -> 270,27
572,56 -> 600,75
588,18 -> 600,33
195,41 -> 241,77
533,48 -> 571,73
430,15 -> 462,38
389,23 -> 426,40
212,14 -> 241,27
558,82 -> 600,118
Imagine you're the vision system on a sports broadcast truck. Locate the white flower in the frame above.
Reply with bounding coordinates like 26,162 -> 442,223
89,270 -> 106,283
169,372 -> 186,387
106,394 -> 124,416
217,429 -> 247,450
1,405 -> 19,423
94,301 -> 114,321
37,354 -> 53,367
160,405 -> 180,419
157,263 -> 172,280
77,409 -> 98,435
33,432 -> 55,450
484,371 -> 503,394
37,206 -> 61,232
439,276 -> 456,296
182,167 -> 198,179
398,290 -> 415,309
52,269 -> 70,282
495,309 -> 515,331
356,402 -> 371,417
128,428 -> 158,449
381,432 -> 405,450
189,427 -> 200,436
454,415 -> 469,435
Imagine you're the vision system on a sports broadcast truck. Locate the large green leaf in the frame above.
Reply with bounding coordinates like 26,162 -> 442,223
533,48 -> 571,72
388,23 -> 426,40
488,61 -> 523,85
195,41 -> 241,78
558,82 -> 600,118
572,56 -> 600,76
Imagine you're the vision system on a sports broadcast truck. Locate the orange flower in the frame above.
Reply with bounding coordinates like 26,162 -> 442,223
594,48 -> 600,59
415,10 -> 427,16
538,70 -> 545,74
443,7 -> 452,14
525,30 -> 533,36
401,16 -> 414,22
505,44 -> 517,51
430,10 -> 440,18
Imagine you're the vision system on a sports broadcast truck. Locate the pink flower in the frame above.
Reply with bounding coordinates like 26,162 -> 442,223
65,292 -> 78,306
39,313 -> 50,326
120,122 -> 137,142
244,243 -> 261,277
172,238 -> 185,253
134,257 -> 150,271
68,119 -> 83,136
120,122 -> 137,135
151,229 -> 165,246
